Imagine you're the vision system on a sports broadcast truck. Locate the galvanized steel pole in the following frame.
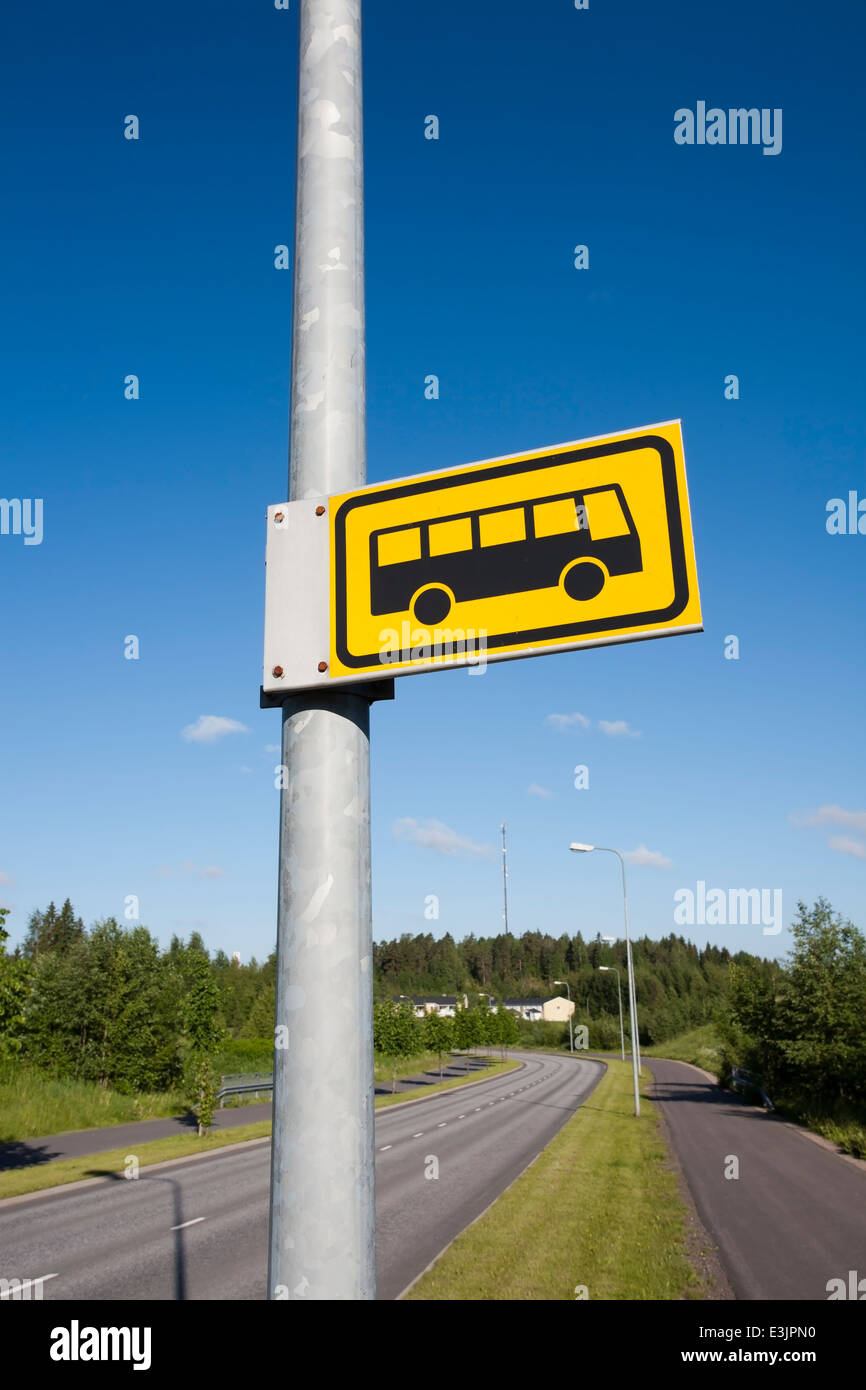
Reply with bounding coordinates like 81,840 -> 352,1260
267,0 -> 375,1300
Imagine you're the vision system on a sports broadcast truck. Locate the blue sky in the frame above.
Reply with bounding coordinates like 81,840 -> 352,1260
1,0 -> 863,964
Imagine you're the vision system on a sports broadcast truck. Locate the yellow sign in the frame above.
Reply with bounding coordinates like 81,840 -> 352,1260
329,420 -> 701,679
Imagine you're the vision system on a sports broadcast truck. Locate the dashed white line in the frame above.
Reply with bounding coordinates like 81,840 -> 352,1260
437,1122 -> 447,1128
458,1115 -> 465,1119
379,1145 -> 392,1151
413,1132 -> 424,1138
170,1218 -> 206,1231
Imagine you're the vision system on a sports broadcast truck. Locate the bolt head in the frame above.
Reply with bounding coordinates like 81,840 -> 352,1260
272,666 -> 284,678
315,505 -> 326,516
274,511 -> 284,524
317,661 -> 328,673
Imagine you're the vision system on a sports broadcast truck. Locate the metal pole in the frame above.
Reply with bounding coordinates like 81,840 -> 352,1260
618,853 -> 641,1081
614,966 -> 625,1063
501,821 -> 509,934
613,851 -> 641,1117
268,0 -> 374,1301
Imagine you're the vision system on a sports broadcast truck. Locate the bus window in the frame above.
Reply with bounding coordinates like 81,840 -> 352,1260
479,507 -> 525,547
377,527 -> 421,567
534,498 -> 578,538
429,516 -> 472,556
583,489 -> 630,539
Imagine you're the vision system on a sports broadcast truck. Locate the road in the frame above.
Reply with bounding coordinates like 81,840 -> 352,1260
0,1050 -> 602,1301
646,1058 -> 866,1300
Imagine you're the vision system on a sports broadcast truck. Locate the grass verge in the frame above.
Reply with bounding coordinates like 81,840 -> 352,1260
0,1061 -> 187,1144
374,1057 -> 520,1108
641,1024 -> 722,1077
403,1059 -> 712,1301
0,1056 -> 522,1201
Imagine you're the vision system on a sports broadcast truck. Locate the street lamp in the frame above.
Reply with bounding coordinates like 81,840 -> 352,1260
598,966 -> 625,1063
570,843 -> 641,1117
553,980 -> 574,1053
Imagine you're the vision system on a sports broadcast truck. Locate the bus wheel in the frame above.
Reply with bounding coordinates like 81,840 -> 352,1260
413,586 -> 451,625
563,560 -> 605,601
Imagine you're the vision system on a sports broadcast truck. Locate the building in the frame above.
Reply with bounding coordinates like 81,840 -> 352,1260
392,994 -> 464,1018
541,995 -> 575,1023
503,995 -> 575,1022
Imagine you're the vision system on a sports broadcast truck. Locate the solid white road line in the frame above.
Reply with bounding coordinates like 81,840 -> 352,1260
170,1217 -> 206,1231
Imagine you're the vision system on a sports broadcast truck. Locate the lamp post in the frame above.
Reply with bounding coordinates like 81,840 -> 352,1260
570,844 -> 641,1117
553,980 -> 574,1053
598,966 -> 625,1063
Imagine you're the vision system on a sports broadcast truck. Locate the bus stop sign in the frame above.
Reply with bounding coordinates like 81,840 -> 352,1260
262,419 -> 702,692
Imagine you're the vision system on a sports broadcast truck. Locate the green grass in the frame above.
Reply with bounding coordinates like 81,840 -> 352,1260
0,1056 -> 522,1200
0,1050 -> 488,1141
641,1024 -> 722,1077
374,1057 -> 520,1107
0,1061 -> 188,1144
0,1122 -> 273,1201
403,1059 -> 715,1301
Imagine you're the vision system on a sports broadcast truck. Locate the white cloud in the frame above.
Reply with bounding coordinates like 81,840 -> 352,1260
392,818 -> 494,860
793,805 -> 866,834
599,720 -> 641,738
182,715 -> 248,743
546,712 -> 591,731
264,745 -> 280,754
156,861 -> 226,880
527,783 -> 552,799
622,845 -> 673,869
828,836 -> 866,861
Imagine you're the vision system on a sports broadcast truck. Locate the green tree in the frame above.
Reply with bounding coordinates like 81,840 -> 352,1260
22,899 -> 84,959
373,1000 -> 420,1092
423,1009 -> 454,1078
0,908 -> 33,1057
189,1053 -> 219,1136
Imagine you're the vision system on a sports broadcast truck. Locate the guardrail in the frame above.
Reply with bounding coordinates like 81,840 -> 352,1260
730,1065 -> 774,1111
217,1072 -> 274,1108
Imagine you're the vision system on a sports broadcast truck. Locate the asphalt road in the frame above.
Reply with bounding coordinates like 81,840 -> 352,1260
646,1058 -> 866,1300
0,1050 -> 602,1301
0,1057 -> 496,1170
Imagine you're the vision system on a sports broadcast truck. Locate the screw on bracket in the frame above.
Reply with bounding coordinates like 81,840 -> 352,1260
274,512 -> 285,524
317,661 -> 328,672
315,505 -> 326,516
272,666 -> 284,678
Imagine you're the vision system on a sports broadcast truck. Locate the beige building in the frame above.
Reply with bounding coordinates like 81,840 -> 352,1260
542,995 -> 575,1023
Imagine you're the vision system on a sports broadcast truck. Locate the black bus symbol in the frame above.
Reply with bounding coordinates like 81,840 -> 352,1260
369,484 -> 642,626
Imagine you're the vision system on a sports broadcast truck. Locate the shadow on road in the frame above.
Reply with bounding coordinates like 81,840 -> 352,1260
85,1170 -> 190,1300
0,1141 -> 64,1171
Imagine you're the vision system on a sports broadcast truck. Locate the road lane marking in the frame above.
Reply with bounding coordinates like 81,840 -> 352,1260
0,1273 -> 58,1299
437,1122 -> 447,1127
379,1145 -> 392,1151
458,1115 -> 465,1119
413,1132 -> 424,1137
170,1218 -> 206,1231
